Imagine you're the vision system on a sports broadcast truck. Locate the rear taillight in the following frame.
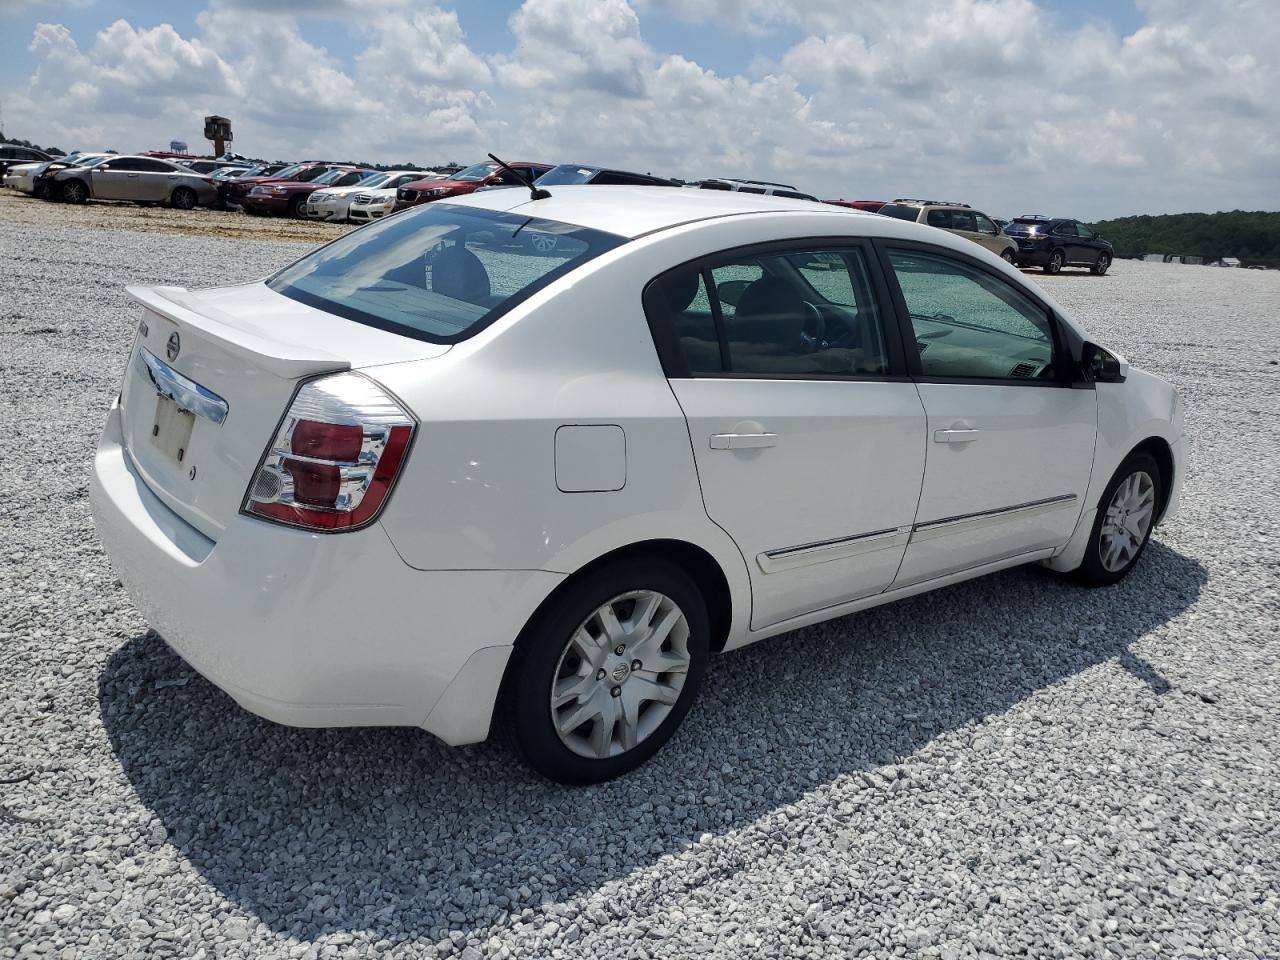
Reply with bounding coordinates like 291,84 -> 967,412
243,373 -> 415,532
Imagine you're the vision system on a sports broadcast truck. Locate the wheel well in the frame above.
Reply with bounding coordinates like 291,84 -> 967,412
523,540 -> 733,655
1129,437 -> 1175,522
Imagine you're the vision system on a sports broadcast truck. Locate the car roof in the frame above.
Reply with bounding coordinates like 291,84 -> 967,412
447,184 -> 857,239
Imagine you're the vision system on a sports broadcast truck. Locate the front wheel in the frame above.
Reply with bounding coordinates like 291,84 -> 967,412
288,195 -> 308,220
1092,253 -> 1111,276
1074,452 -> 1162,587
506,560 -> 710,784
62,179 -> 89,204
1044,249 -> 1065,274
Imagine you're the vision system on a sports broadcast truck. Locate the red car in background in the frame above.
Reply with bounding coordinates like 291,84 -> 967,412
225,162 -> 337,211
240,166 -> 377,219
825,199 -> 889,213
392,159 -> 553,212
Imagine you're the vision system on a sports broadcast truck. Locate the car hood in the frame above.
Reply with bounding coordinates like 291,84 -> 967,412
404,178 -> 475,192
311,185 -> 368,198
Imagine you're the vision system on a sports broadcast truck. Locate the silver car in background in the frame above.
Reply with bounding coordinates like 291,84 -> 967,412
47,155 -> 219,209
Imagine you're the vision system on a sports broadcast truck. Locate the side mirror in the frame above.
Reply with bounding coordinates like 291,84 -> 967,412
1081,342 -> 1129,383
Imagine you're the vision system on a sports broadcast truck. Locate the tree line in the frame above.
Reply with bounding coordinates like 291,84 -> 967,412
1089,210 -> 1280,264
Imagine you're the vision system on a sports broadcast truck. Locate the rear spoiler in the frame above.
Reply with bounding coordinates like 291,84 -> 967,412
125,285 -> 350,380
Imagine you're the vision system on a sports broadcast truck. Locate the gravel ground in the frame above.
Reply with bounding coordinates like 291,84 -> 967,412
0,187 -> 353,243
2,205 -> 1279,959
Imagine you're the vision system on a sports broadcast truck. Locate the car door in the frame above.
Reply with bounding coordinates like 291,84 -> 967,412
645,240 -> 927,629
1073,222 -> 1104,264
1050,221 -> 1083,264
971,212 -> 1005,255
878,243 -> 1097,585
133,159 -> 182,202
89,158 -> 140,200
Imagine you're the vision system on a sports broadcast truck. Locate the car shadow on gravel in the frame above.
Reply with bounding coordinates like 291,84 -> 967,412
99,540 -> 1205,944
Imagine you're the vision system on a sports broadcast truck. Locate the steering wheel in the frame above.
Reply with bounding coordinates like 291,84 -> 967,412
799,301 -> 827,352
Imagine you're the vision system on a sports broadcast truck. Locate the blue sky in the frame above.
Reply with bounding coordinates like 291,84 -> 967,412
1,0 -> 1274,218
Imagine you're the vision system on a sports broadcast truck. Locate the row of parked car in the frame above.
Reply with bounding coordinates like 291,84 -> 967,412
0,143 -> 1115,275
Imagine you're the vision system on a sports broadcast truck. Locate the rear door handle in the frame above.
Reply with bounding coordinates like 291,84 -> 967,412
933,428 -> 980,444
710,432 -> 777,450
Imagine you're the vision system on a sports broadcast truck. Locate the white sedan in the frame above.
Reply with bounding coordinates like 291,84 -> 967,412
306,170 -> 428,222
90,186 -> 1183,784
348,170 -> 442,222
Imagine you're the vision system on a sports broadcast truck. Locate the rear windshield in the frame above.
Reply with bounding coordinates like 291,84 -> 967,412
877,203 -> 922,222
536,165 -> 597,185
268,204 -> 627,344
1005,220 -> 1046,234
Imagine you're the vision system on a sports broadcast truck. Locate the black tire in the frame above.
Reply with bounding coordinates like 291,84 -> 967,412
1091,253 -> 1111,276
1044,249 -> 1065,274
33,181 -> 50,200
61,179 -> 89,204
288,195 -> 308,220
1000,249 -> 1016,264
1073,452 -> 1162,587
170,187 -> 197,211
505,559 -> 710,785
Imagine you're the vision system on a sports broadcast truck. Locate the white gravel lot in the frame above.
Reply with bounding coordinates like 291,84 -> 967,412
1,214 -> 1278,960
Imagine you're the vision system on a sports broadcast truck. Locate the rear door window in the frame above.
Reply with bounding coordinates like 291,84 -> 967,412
268,204 -> 626,344
647,245 -> 890,378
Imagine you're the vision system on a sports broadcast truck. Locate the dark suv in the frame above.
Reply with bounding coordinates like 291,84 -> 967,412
0,143 -> 52,177
1005,216 -> 1114,275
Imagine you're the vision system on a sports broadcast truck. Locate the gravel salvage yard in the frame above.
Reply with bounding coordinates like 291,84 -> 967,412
2,199 -> 1278,959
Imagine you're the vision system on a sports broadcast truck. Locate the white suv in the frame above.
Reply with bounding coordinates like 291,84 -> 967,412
90,187 -> 1183,784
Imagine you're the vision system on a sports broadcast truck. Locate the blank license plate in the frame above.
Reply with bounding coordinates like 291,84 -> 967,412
150,395 -> 195,463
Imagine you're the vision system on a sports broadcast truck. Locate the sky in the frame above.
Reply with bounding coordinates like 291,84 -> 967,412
0,0 -> 1275,220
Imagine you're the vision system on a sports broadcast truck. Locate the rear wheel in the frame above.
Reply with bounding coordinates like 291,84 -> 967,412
62,179 -> 89,204
1092,253 -> 1111,276
1000,249 -> 1016,264
1044,249 -> 1065,274
506,559 -> 709,784
1074,452 -> 1162,587
170,186 -> 197,211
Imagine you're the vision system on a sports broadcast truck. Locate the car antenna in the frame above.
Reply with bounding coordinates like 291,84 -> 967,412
488,153 -> 550,201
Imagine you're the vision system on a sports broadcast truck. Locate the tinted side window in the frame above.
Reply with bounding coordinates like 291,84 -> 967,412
654,248 -> 888,377
1076,223 -> 1096,239
887,249 -> 1056,381
135,159 -> 177,172
950,210 -> 978,232
926,209 -> 951,228
104,158 -> 143,171
0,148 -> 13,159
1052,221 -> 1076,236
879,204 -> 923,222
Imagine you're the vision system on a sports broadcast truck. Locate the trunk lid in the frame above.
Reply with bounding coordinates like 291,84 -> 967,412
119,283 -> 447,540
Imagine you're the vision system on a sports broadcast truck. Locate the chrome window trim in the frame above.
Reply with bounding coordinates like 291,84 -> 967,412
136,347 -> 229,425
909,494 -> 1077,542
757,526 -> 912,574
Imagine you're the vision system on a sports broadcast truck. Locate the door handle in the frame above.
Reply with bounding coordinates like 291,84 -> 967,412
710,432 -> 777,450
933,428 -> 980,444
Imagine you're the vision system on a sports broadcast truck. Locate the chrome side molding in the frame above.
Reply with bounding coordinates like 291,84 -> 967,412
758,526 -> 912,574
909,494 -> 1077,542
137,347 -> 229,425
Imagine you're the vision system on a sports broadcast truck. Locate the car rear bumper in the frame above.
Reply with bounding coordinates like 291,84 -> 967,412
306,198 -> 351,220
1013,245 -> 1051,266
89,402 -> 562,743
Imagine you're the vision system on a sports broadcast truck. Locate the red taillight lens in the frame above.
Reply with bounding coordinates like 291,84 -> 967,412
243,374 -> 415,532
291,419 -> 363,461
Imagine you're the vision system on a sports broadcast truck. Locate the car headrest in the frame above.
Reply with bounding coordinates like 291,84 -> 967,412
431,244 -> 491,303
661,268 -> 701,314
731,276 -> 807,346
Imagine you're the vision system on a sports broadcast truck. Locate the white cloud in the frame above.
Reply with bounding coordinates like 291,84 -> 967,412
2,0 -> 1277,217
